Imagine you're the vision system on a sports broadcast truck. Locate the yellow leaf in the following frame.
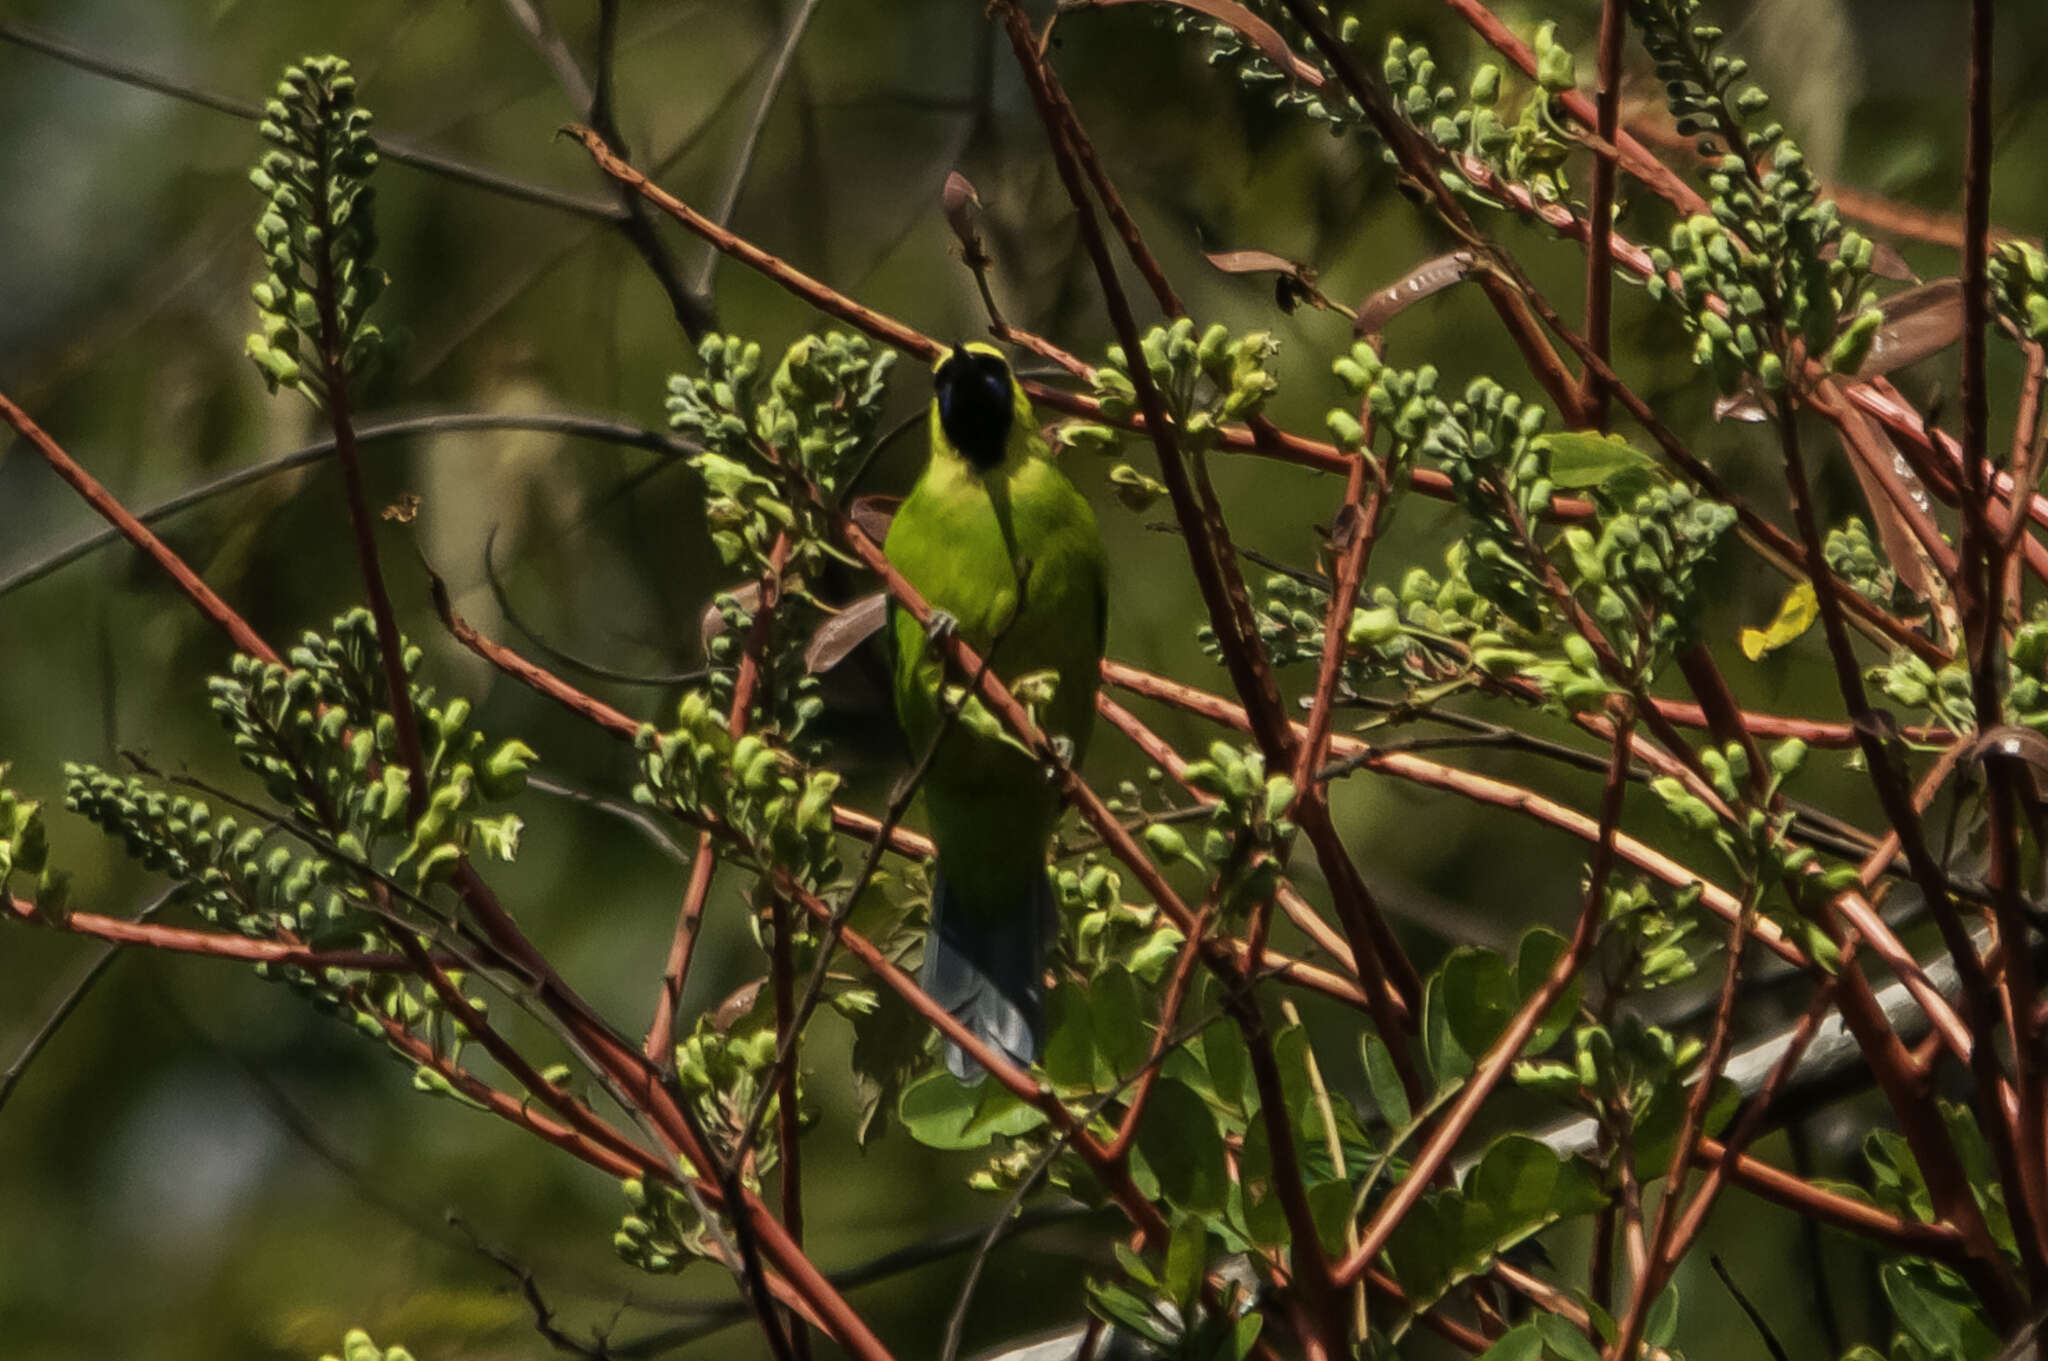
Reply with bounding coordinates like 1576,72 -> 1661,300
1739,581 -> 1819,660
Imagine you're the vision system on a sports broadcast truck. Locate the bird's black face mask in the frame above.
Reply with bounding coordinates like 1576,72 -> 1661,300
934,347 -> 1014,471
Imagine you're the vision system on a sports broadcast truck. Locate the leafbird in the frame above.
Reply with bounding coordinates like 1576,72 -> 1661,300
884,342 -> 1107,1081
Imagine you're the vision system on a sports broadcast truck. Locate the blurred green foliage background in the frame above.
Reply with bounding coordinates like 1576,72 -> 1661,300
2,1 -> 2046,1357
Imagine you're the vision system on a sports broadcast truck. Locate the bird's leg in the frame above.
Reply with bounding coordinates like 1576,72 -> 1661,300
925,609 -> 960,646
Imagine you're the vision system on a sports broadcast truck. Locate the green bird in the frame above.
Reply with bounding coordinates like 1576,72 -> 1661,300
885,343 -> 1107,1081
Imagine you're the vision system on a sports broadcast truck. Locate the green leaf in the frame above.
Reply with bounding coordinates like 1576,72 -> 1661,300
1086,1279 -> 1174,1346
849,982 -> 924,1145
1633,1075 -> 1740,1171
1391,1135 -> 1608,1316
1475,1323 -> 1544,1361
1882,1259 -> 1999,1361
1308,1179 -> 1356,1257
1645,1282 -> 1681,1349
1514,927 -> 1581,1054
1202,1020 -> 1252,1117
1535,1314 -> 1604,1361
1535,431 -> 1659,489
1423,971 -> 1475,1085
1232,1116 -> 1290,1249
1092,966 -> 1149,1080
898,1071 -> 1038,1150
1739,581 -> 1818,660
1360,1031 -> 1412,1127
962,1078 -> 1047,1141
1043,981 -> 1098,1092
1164,1212 -> 1206,1312
1466,1134 -> 1607,1236
1136,1078 -> 1229,1215
1865,1129 -> 1934,1222
1440,946 -> 1514,1060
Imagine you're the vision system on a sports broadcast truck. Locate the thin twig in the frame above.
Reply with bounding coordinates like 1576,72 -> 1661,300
694,0 -> 828,297
0,888 -> 174,1115
0,19 -> 624,221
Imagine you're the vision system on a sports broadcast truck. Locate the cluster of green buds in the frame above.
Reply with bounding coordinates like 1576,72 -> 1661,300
350,969 -> 496,1099
1875,609 -> 2048,736
634,690 -> 843,894
206,611 -> 533,883
1085,321 -> 1277,510
63,764 -> 351,945
615,1171 -> 717,1274
1152,1 -> 1362,132
246,55 -> 386,404
1384,27 -> 1575,207
1363,354 -> 1555,631
1518,1012 -> 1725,1165
666,331 -> 895,572
1826,517 -> 1918,614
316,1329 -> 415,1361
1234,552 -> 1509,702
1557,480 -> 1735,669
701,589 -> 825,746
1054,849 -> 1184,981
1633,0 -> 1876,393
1874,652 -> 1983,736
0,774 -> 64,920
674,1015 -> 804,1177
1144,742 -> 1294,918
1646,735 -> 1851,957
1990,240 -> 2048,343
1601,877 -> 1710,992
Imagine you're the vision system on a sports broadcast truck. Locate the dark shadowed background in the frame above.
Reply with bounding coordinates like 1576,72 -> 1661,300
3,1 -> 2046,1357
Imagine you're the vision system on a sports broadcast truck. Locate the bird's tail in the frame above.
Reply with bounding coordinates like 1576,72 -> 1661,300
921,862 -> 1052,1082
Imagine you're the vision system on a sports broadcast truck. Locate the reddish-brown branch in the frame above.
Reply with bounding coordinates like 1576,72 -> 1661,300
1103,659 -> 1810,969
368,1007 -> 648,1181
5,893 -> 419,970
1106,908 -> 1210,1159
1689,1135 -> 1968,1263
1271,0 -> 1586,423
1333,713 -> 1637,1290
647,829 -> 717,1062
647,534 -> 792,1065
1024,51 -> 1183,320
1578,0 -> 1626,427
1435,0 -> 1710,219
307,190 -> 430,821
1095,691 -> 1365,968
767,883 -> 806,1340
783,876 -> 1168,1243
1960,0 -> 2048,1292
1661,954 -> 1859,1271
1611,879 -> 1758,1360
993,3 -> 1423,1057
428,570 -> 641,738
1771,386 -> 2025,1317
0,388 -> 278,663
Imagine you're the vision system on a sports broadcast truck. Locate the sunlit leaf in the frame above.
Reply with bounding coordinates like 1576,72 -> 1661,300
1739,581 -> 1818,660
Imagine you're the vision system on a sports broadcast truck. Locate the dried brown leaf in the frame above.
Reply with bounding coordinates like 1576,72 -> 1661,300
1085,0 -> 1324,85
1354,251 -> 1477,336
806,592 -> 890,674
1204,248 -> 1302,277
1858,278 -> 1964,379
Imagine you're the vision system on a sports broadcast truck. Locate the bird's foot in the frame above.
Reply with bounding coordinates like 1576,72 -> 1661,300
925,610 -> 960,646
1049,735 -> 1076,767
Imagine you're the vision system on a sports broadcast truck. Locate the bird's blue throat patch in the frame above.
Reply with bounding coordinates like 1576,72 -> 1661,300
935,347 -> 1014,470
